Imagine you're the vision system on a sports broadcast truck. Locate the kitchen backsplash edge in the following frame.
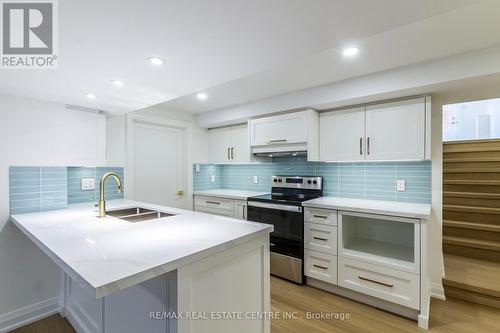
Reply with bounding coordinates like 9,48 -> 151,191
9,166 -> 124,215
193,158 -> 431,204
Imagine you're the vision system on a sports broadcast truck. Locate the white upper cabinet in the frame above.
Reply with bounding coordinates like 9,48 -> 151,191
319,97 -> 430,162
249,111 -> 310,146
208,127 -> 232,163
230,124 -> 250,163
208,124 -> 251,164
365,98 -> 426,161
320,107 -> 366,162
248,110 -> 319,160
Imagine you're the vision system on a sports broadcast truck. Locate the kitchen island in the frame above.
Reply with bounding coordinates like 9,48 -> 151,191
10,200 -> 273,333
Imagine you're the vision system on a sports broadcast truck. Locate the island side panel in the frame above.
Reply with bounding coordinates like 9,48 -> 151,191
177,234 -> 270,333
64,271 -> 177,333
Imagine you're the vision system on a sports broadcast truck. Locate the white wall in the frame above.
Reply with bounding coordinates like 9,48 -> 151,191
0,94 -> 106,329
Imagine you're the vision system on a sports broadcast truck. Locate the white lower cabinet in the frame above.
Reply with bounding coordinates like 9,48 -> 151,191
338,257 -> 420,309
304,222 -> 337,255
233,200 -> 247,220
194,195 -> 247,220
304,208 -> 338,285
304,249 -> 338,285
303,206 -> 425,327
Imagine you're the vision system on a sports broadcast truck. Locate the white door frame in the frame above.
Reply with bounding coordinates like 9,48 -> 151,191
126,113 -> 193,209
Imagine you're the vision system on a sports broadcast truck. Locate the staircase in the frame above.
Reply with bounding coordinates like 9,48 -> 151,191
443,139 -> 500,308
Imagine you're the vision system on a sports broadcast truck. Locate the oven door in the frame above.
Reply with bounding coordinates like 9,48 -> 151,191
247,201 -> 303,258
247,201 -> 304,283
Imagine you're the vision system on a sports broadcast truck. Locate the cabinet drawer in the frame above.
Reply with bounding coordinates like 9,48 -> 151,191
304,208 -> 337,226
304,250 -> 337,285
194,205 -> 233,217
304,223 -> 337,255
194,196 -> 233,211
338,257 -> 419,309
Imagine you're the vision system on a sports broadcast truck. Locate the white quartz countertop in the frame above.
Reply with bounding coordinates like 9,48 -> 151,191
302,197 -> 431,219
193,189 -> 268,200
10,199 -> 273,298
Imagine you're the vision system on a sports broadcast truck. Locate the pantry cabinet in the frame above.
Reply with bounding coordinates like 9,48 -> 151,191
208,124 -> 250,164
319,97 -> 430,162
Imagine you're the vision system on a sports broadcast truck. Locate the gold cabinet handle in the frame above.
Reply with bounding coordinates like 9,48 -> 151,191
313,264 -> 328,270
313,236 -> 328,241
176,190 -> 184,196
231,147 -> 234,159
227,147 -> 230,160
313,214 -> 328,219
358,276 -> 393,288
266,139 -> 287,144
206,201 -> 220,205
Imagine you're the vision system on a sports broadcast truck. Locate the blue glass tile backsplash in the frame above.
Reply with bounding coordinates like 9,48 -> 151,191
193,158 -> 431,204
9,166 -> 124,215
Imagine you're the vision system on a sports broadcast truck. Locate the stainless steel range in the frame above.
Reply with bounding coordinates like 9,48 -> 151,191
247,175 -> 323,284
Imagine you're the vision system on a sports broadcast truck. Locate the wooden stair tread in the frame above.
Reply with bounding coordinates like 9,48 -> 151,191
444,168 -> 500,173
444,220 -> 500,232
443,204 -> 500,214
444,192 -> 500,199
443,235 -> 500,251
443,254 -> 500,298
444,147 -> 500,153
444,180 -> 500,185
444,157 -> 500,163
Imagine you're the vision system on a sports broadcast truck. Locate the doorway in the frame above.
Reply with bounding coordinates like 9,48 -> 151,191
131,121 -> 187,208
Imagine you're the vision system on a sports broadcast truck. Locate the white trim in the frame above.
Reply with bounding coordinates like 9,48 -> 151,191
430,281 -> 446,300
126,113 -> 194,210
0,297 -> 59,333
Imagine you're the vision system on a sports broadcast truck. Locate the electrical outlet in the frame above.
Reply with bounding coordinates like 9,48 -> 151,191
396,179 -> 406,191
210,175 -> 216,183
253,176 -> 259,184
81,178 -> 95,191
195,164 -> 200,172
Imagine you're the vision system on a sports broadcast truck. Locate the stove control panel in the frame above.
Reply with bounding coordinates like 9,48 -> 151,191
271,176 -> 322,190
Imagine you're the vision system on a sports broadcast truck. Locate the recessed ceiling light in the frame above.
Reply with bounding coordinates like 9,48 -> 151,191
342,47 -> 359,57
85,93 -> 96,99
148,57 -> 164,65
197,92 -> 208,100
111,80 -> 124,86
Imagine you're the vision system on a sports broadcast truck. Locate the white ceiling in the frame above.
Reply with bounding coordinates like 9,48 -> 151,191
0,0 -> 493,114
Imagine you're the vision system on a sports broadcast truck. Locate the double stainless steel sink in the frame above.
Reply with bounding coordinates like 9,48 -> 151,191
107,207 -> 175,223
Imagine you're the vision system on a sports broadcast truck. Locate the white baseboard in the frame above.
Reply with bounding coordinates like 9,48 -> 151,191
0,297 -> 59,333
430,281 -> 446,301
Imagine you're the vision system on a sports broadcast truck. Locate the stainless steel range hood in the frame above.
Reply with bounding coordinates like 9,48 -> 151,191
251,142 -> 308,158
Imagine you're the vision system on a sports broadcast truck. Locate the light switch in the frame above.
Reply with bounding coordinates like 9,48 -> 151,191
396,179 -> 406,191
81,178 -> 95,191
195,164 -> 200,172
253,176 -> 259,184
210,175 -> 216,183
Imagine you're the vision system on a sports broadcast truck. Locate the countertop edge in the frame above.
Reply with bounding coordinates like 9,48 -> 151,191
302,201 -> 431,220
9,216 -> 96,292
193,191 -> 268,200
94,226 -> 272,298
10,207 -> 273,299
